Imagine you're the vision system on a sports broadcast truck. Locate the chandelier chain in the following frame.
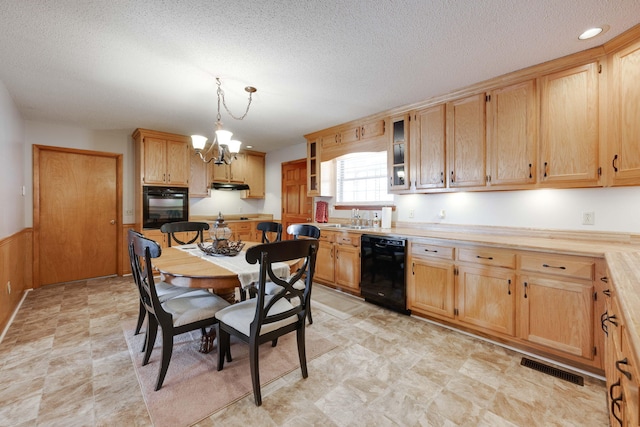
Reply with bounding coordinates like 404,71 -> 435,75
216,78 -> 253,121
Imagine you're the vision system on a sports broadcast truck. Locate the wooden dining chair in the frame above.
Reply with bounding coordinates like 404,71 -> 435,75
256,221 -> 283,243
130,232 -> 231,390
160,221 -> 210,247
215,239 -> 319,406
127,229 -> 203,346
286,224 -> 321,240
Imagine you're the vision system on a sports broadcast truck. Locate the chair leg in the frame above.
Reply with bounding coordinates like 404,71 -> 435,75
143,318 -> 158,366
271,338 -> 278,347
135,301 -> 146,335
155,328 -> 174,391
307,305 -> 313,325
217,327 -> 231,371
296,326 -> 308,379
249,339 -> 262,406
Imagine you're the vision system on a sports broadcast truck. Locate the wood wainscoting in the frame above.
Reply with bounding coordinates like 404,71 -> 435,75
0,229 -> 33,333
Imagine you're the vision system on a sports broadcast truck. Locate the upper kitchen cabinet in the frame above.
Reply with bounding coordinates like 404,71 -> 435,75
133,128 -> 190,187
211,152 -> 245,183
411,104 -> 446,190
446,93 -> 487,188
539,62 -> 601,187
609,38 -> 640,185
486,80 -> 537,187
241,150 -> 266,199
388,114 -> 411,192
189,146 -> 210,197
307,138 -> 320,196
319,118 -> 387,158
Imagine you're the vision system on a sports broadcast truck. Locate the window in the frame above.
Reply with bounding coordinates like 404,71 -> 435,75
336,151 -> 393,204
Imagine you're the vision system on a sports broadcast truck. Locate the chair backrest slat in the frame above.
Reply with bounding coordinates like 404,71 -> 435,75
160,221 -> 210,246
286,224 -> 320,240
257,221 -> 283,243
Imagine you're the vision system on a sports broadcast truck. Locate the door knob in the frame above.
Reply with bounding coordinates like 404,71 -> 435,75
110,220 -> 116,225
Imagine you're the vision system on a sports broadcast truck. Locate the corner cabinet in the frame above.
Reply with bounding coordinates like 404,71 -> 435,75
133,128 -> 190,187
539,62 -> 601,186
388,114 -> 411,192
610,38 -> 640,186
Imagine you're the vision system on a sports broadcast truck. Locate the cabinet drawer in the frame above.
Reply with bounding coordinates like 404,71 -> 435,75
520,253 -> 594,280
335,233 -> 359,247
318,231 -> 335,243
411,242 -> 454,260
458,247 -> 516,268
232,222 -> 253,231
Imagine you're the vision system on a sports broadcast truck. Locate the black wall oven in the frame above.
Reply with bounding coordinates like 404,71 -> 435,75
360,235 -> 410,315
143,186 -> 189,229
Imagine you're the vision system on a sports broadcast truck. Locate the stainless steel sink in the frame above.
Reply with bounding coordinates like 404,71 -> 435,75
323,224 -> 370,230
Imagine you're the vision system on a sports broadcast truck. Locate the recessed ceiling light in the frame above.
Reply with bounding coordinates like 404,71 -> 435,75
579,27 -> 603,40
246,145 -> 253,149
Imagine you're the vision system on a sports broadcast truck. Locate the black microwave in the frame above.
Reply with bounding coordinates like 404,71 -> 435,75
143,186 -> 189,229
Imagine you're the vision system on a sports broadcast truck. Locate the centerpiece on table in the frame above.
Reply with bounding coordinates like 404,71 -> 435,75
198,212 -> 245,256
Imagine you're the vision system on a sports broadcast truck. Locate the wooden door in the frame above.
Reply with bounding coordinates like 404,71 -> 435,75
487,80 -> 537,186
408,257 -> 455,319
611,40 -> 640,185
281,159 -> 313,238
456,265 -> 515,336
446,93 -> 487,188
413,104 -> 446,189
34,146 -> 121,286
539,62 -> 600,185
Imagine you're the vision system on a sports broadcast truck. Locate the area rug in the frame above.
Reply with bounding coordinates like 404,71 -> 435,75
311,284 -> 367,319
124,326 -> 336,427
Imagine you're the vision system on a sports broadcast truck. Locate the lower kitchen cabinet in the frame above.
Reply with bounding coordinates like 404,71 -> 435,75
602,278 -> 640,427
457,265 -> 516,336
407,238 -> 603,371
315,230 -> 361,293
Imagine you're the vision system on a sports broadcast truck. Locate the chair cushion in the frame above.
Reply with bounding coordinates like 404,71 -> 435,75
215,296 -> 297,337
162,293 -> 230,327
155,281 -> 207,303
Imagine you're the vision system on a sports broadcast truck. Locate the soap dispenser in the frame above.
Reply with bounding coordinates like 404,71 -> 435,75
373,212 -> 380,229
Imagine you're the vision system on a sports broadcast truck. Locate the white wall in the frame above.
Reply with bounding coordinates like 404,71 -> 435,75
326,186 -> 640,233
0,80 -> 25,237
189,142 -> 307,219
23,121 -> 135,226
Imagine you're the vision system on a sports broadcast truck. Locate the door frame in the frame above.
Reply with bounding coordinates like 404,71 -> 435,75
33,145 -> 123,288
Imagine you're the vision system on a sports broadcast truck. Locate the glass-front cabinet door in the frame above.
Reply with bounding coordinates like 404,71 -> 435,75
388,114 -> 410,192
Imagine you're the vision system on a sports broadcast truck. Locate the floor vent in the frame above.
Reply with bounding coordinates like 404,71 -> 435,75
520,358 -> 584,386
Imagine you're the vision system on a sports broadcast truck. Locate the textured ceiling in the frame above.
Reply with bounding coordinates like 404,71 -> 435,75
1,1 -> 639,152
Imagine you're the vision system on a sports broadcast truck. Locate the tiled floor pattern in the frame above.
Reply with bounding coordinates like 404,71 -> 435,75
0,276 -> 608,426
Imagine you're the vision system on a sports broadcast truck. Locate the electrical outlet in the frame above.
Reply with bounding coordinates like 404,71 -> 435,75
582,211 -> 595,225
7,281 -> 11,295
409,209 -> 414,218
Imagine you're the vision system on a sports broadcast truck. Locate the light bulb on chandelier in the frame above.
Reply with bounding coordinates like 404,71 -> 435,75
191,77 -> 256,165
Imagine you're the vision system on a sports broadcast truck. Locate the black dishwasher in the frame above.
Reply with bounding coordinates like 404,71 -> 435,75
360,235 -> 410,315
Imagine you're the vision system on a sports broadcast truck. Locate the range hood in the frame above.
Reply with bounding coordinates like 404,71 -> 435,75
211,182 -> 250,191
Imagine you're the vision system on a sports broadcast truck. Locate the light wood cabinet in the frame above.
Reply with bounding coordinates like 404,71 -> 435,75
539,62 -> 601,186
242,150 -> 266,199
211,152 -> 245,183
408,240 -> 455,319
411,104 -> 446,190
446,93 -> 487,188
227,221 -> 254,242
518,253 -> 596,362
133,129 -> 190,187
314,230 -> 360,293
602,286 -> 640,427
388,114 -> 411,192
486,80 -> 537,186
610,39 -> 640,186
307,138 -> 320,196
189,147 -> 210,197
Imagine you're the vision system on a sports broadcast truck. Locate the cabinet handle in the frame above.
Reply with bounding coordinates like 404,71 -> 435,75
424,249 -> 438,253
440,172 -> 444,183
356,128 -> 360,139
542,263 -> 566,270
600,276 -> 609,283
609,380 -> 623,426
528,163 -> 532,179
163,173 -> 166,182
450,170 -> 455,183
616,358 -> 633,380
612,154 -> 619,172
389,176 -> 393,186
476,255 -> 494,260
601,311 -> 609,336
603,289 -> 611,297
507,279 -> 511,295
543,162 -> 548,178
523,282 -> 528,298
601,312 -> 618,337
360,127 -> 365,137
412,262 -> 415,275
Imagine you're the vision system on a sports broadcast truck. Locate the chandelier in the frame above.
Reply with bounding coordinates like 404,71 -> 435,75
191,77 -> 257,164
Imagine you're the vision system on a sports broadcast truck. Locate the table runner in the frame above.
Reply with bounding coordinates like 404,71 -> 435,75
176,244 -> 290,289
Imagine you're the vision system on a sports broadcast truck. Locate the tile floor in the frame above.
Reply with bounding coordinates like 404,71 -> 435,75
0,276 -> 609,426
